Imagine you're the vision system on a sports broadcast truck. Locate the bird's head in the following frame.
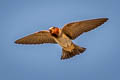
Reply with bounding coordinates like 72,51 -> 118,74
49,27 -> 59,37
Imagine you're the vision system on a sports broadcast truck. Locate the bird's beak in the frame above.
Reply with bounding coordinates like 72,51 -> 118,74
49,29 -> 52,33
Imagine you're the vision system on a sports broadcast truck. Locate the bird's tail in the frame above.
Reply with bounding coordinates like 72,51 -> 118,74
61,44 -> 86,60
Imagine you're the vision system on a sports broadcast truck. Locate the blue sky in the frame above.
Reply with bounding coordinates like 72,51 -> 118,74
0,0 -> 120,80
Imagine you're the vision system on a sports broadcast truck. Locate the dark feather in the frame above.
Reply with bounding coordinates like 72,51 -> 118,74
62,18 -> 108,40
15,31 -> 57,44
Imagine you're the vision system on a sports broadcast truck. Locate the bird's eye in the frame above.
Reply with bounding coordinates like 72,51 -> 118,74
49,29 -> 52,33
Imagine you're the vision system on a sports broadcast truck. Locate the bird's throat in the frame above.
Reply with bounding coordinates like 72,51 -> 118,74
51,33 -> 58,38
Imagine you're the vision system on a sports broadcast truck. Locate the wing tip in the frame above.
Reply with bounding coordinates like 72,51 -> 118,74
98,18 -> 109,22
94,18 -> 109,25
101,18 -> 109,25
14,39 -> 27,44
14,40 -> 18,44
14,40 -> 21,44
103,18 -> 109,21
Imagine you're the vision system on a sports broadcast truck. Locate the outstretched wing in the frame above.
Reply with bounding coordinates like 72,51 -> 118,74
15,31 -> 57,44
62,18 -> 108,40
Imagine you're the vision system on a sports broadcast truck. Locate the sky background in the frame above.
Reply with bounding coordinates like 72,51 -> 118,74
0,0 -> 120,80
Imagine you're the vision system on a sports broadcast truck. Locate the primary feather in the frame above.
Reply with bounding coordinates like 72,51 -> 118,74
62,18 -> 108,39
15,31 -> 56,44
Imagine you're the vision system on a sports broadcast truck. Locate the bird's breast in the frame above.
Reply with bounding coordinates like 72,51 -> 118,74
54,33 -> 72,48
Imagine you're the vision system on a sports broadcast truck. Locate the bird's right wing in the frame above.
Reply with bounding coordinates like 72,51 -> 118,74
15,31 -> 57,44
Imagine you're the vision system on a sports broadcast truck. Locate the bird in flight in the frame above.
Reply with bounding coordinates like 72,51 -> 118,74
15,18 -> 108,60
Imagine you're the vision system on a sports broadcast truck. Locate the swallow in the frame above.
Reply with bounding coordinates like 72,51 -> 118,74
15,18 -> 108,60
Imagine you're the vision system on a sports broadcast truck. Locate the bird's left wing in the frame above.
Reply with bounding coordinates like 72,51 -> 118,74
62,18 -> 108,40
15,31 -> 57,44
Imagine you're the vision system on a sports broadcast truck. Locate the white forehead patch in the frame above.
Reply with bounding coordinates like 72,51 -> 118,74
49,27 -> 54,30
49,26 -> 57,30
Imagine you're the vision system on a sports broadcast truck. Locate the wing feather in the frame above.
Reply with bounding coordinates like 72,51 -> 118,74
15,31 -> 57,44
62,18 -> 108,39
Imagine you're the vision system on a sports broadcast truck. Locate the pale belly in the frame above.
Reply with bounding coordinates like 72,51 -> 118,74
53,34 -> 74,51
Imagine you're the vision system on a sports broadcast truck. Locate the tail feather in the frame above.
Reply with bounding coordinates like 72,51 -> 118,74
61,45 -> 86,60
